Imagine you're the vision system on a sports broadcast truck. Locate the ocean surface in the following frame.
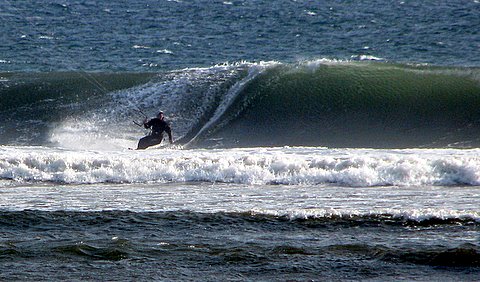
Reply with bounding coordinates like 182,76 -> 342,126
1,0 -> 480,280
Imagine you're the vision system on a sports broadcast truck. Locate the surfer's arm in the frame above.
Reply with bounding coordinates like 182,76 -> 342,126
166,125 -> 173,144
143,119 -> 151,129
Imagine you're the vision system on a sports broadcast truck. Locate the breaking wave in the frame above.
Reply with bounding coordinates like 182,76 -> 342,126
1,60 -> 480,149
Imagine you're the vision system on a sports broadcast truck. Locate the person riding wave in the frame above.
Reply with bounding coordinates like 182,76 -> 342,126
137,111 -> 173,150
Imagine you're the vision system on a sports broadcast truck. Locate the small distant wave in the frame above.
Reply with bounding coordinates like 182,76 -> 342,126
328,244 -> 480,267
54,242 -> 129,261
0,209 -> 478,231
249,209 -> 480,226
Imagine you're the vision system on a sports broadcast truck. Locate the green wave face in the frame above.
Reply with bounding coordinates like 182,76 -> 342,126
1,62 -> 480,149
0,72 -> 154,145
201,62 -> 480,148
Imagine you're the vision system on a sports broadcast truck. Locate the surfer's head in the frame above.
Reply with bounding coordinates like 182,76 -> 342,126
157,111 -> 164,119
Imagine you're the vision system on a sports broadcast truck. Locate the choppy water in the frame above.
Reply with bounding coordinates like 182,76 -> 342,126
2,0 -> 480,71
1,183 -> 479,281
1,0 -> 480,280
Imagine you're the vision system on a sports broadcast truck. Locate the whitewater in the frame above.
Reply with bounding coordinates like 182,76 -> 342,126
1,146 -> 480,187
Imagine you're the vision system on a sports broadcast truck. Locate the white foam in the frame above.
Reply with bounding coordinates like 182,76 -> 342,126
353,54 -> 385,61
156,49 -> 173,54
132,45 -> 151,49
186,63 -> 268,145
48,62 -> 277,151
251,207 -> 480,223
1,146 -> 479,187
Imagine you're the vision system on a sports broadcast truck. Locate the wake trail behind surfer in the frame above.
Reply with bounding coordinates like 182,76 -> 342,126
136,111 -> 173,150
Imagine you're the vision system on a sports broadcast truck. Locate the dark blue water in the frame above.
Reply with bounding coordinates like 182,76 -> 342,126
2,0 -> 479,72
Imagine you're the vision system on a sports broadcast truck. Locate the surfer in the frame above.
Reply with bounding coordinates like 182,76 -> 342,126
136,111 -> 173,150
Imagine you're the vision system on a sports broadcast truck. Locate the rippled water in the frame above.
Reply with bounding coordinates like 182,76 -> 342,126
2,0 -> 479,71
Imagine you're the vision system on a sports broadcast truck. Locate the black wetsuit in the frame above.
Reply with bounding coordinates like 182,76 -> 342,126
137,118 -> 172,149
